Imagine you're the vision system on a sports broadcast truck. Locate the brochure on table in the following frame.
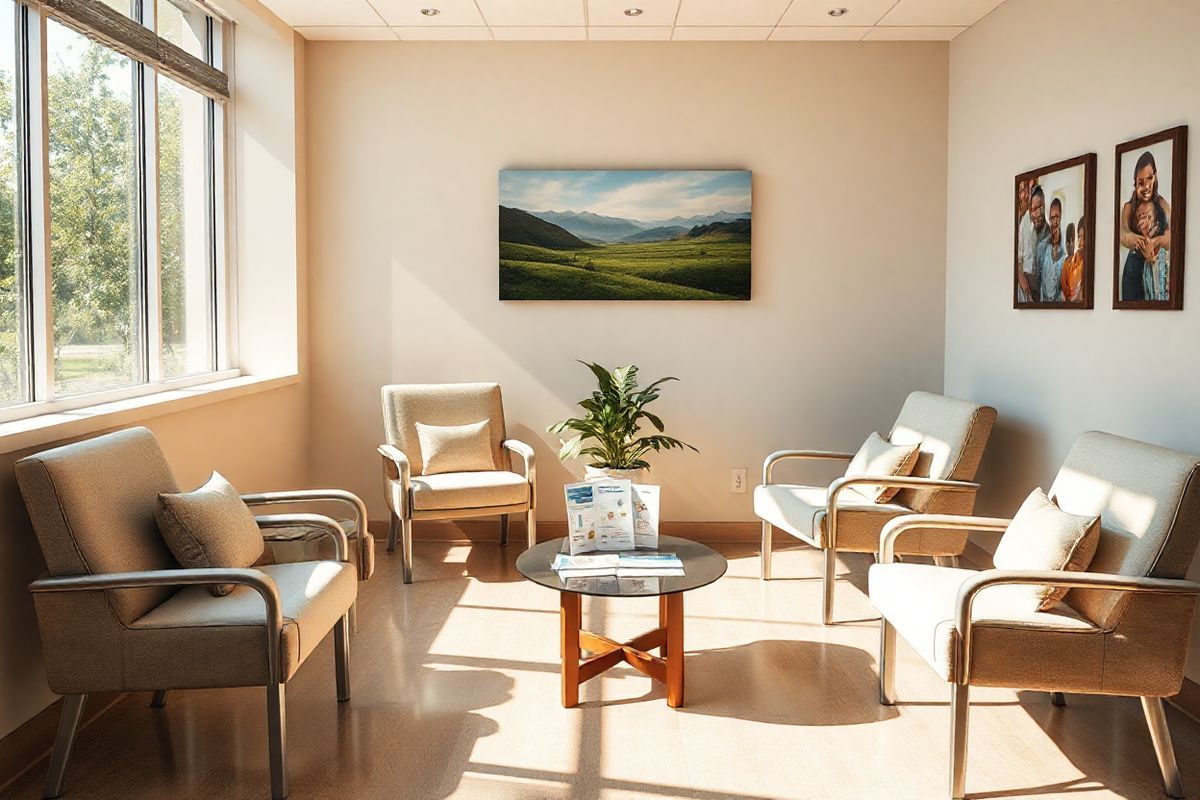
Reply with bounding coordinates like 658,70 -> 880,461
563,479 -> 660,555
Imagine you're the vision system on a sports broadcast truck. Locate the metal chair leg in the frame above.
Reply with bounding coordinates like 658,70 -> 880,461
879,619 -> 896,705
760,521 -> 773,580
1050,691 -> 1066,707
149,690 -> 168,708
1142,696 -> 1185,798
386,513 -> 398,552
266,683 -> 288,800
334,614 -> 351,702
526,508 -> 537,548
43,694 -> 86,799
821,548 -> 836,625
950,682 -> 969,800
947,555 -> 960,568
401,518 -> 413,584
499,514 -> 509,547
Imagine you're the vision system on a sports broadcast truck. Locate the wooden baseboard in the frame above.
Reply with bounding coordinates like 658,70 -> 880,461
0,691 -> 124,795
399,518 -> 764,543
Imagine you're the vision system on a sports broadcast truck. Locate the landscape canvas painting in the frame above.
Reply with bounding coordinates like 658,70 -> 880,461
499,170 -> 751,300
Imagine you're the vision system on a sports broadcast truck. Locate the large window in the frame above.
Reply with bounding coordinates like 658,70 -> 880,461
0,0 -> 229,419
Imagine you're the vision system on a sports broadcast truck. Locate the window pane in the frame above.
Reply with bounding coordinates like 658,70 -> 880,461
99,0 -> 134,19
0,1 -> 27,406
47,20 -> 141,396
157,0 -> 207,59
158,75 -> 212,378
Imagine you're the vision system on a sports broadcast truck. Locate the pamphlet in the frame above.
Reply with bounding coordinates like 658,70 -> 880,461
631,484 -> 660,549
563,479 -> 636,554
552,552 -> 683,579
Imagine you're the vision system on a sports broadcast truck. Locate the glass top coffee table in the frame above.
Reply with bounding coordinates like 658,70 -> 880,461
516,535 -> 727,708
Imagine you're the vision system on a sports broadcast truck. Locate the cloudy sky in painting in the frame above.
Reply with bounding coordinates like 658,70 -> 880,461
500,170 -> 751,221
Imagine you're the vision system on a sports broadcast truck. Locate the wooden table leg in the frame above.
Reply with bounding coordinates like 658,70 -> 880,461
664,592 -> 684,708
658,595 -> 669,658
560,592 -> 581,708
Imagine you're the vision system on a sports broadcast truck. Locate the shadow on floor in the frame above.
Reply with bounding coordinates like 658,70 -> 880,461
679,638 -> 899,726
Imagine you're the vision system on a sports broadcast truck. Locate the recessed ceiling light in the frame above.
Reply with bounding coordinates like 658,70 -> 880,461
624,7 -> 644,16
420,7 -> 440,16
827,7 -> 849,17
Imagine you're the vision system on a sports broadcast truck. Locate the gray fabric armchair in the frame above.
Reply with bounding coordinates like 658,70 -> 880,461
16,427 -> 368,800
379,382 -> 537,583
870,432 -> 1200,799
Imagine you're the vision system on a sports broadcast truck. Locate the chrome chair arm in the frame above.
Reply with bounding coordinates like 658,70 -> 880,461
762,449 -> 854,485
878,513 -> 1010,564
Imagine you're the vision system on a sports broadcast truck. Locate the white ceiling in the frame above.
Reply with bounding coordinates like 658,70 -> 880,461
277,0 -> 1008,42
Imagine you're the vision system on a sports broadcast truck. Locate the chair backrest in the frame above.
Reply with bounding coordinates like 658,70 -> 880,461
15,427 -> 182,624
1049,431 -> 1200,628
380,382 -> 507,476
887,391 -> 998,512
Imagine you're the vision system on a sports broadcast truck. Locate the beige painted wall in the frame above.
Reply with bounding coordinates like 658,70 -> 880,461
944,0 -> 1200,680
305,41 -> 951,523
0,0 -> 309,740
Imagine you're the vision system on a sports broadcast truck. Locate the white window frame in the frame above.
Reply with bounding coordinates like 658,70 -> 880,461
0,0 -> 235,426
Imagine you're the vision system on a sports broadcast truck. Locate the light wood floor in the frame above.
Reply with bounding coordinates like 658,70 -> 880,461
6,540 -> 1200,799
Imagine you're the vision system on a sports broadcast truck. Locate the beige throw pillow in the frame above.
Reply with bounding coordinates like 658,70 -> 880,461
843,432 -> 921,503
416,419 -> 494,475
156,472 -> 265,597
993,488 -> 1101,611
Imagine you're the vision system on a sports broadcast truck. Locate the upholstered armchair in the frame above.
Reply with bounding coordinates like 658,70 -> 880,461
870,432 -> 1200,800
379,382 -> 536,583
754,391 -> 997,624
17,428 -> 368,800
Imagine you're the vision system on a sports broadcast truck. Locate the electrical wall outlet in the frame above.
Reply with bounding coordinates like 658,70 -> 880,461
731,468 -> 747,493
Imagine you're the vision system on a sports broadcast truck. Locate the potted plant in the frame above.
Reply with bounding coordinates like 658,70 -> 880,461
548,361 -> 698,482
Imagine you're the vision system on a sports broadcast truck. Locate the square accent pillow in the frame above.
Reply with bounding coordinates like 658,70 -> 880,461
843,432 -> 921,503
156,471 -> 265,597
416,419 -> 494,475
992,488 -> 1101,611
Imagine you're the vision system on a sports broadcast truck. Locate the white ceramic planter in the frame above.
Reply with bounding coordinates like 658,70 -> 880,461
584,465 -> 646,484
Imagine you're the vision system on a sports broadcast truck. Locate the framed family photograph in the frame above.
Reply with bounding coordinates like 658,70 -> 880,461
1113,126 -> 1188,310
1013,153 -> 1097,309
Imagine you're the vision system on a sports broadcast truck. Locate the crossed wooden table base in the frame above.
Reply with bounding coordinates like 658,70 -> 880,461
559,591 -> 685,708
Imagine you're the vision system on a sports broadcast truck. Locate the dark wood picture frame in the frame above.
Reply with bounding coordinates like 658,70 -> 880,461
1013,153 -> 1097,309
1113,126 -> 1188,310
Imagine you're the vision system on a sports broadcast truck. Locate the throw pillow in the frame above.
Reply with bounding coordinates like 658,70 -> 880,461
156,471 -> 265,597
843,432 -> 921,503
992,488 -> 1101,611
416,419 -> 494,475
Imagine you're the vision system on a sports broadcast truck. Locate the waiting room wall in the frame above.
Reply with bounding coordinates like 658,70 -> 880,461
304,40 -> 952,524
943,0 -> 1200,681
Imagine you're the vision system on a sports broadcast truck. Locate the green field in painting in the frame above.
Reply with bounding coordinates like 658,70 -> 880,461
498,240 -> 751,301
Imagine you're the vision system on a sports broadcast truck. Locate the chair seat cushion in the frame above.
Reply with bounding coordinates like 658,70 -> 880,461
753,483 -> 908,551
131,560 -> 357,686
869,562 -> 1100,683
412,470 -> 529,511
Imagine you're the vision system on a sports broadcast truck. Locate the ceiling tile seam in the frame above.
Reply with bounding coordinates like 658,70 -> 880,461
774,0 -> 798,27
359,0 -> 388,26
875,0 -> 904,26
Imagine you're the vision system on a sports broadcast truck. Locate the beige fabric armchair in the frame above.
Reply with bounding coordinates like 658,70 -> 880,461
755,391 -> 996,624
870,432 -> 1200,800
16,428 -> 368,800
379,382 -> 536,583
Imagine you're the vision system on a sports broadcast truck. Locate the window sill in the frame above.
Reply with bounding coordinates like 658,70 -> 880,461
0,372 -> 301,456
